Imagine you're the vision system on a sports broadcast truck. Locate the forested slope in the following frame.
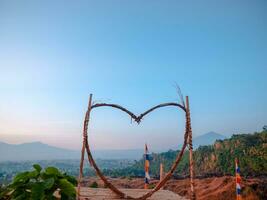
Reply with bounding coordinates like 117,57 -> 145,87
103,130 -> 267,177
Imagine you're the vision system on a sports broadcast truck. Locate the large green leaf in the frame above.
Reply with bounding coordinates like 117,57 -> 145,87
13,192 -> 29,200
33,164 -> 42,173
59,179 -> 76,197
31,182 -> 45,200
63,174 -> 77,186
45,167 -> 62,177
13,172 -> 29,184
28,170 -> 39,179
12,188 -> 30,199
43,178 -> 54,190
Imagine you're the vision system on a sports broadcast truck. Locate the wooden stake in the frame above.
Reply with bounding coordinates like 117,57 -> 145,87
77,94 -> 93,199
160,163 -> 164,183
186,96 -> 196,200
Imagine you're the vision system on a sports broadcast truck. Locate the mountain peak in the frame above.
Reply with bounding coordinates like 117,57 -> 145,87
200,131 -> 225,137
0,141 -> 79,161
193,131 -> 227,149
23,141 -> 46,145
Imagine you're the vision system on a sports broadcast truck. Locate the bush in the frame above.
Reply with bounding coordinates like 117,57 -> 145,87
89,181 -> 98,188
0,164 -> 77,200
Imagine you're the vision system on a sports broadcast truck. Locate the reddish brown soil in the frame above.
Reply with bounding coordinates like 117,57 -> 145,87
82,176 -> 266,200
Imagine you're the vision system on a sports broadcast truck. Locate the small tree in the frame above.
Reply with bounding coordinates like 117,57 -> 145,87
263,125 -> 267,131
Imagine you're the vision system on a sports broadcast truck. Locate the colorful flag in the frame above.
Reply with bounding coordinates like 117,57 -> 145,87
144,143 -> 150,189
235,158 -> 242,200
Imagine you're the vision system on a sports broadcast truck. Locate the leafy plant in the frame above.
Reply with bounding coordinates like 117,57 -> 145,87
0,164 -> 77,200
89,181 -> 98,188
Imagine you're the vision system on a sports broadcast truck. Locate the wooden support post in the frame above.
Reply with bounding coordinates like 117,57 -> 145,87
77,94 -> 93,199
186,96 -> 196,200
160,163 -> 164,183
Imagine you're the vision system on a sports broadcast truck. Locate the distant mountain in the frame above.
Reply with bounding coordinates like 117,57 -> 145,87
0,131 -> 226,161
93,149 -> 143,160
193,131 -> 227,149
176,131 -> 226,150
0,141 -> 143,161
0,141 -> 80,161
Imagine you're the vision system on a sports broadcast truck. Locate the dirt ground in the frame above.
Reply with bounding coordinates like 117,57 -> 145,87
81,176 -> 266,200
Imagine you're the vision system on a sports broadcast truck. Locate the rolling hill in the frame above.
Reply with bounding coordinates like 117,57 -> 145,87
0,141 -> 144,161
193,131 -> 226,148
0,141 -> 79,161
104,130 -> 267,178
0,131 -> 227,161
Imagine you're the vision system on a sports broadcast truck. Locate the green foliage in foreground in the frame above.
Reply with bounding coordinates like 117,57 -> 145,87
0,164 -> 77,200
104,130 -> 267,178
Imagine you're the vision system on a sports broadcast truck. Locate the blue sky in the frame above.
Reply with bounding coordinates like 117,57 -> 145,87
0,0 -> 266,150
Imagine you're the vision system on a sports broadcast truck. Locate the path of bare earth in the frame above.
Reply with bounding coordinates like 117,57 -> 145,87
81,176 -> 266,200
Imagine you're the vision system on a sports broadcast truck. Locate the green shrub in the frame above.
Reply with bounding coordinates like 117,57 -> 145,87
0,164 -> 77,200
89,181 -> 98,188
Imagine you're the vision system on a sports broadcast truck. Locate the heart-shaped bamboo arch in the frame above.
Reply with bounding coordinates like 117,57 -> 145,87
77,94 -> 195,200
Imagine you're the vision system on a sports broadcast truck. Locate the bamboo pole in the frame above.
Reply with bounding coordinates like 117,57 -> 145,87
77,94 -> 93,199
186,96 -> 196,200
160,163 -> 164,182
